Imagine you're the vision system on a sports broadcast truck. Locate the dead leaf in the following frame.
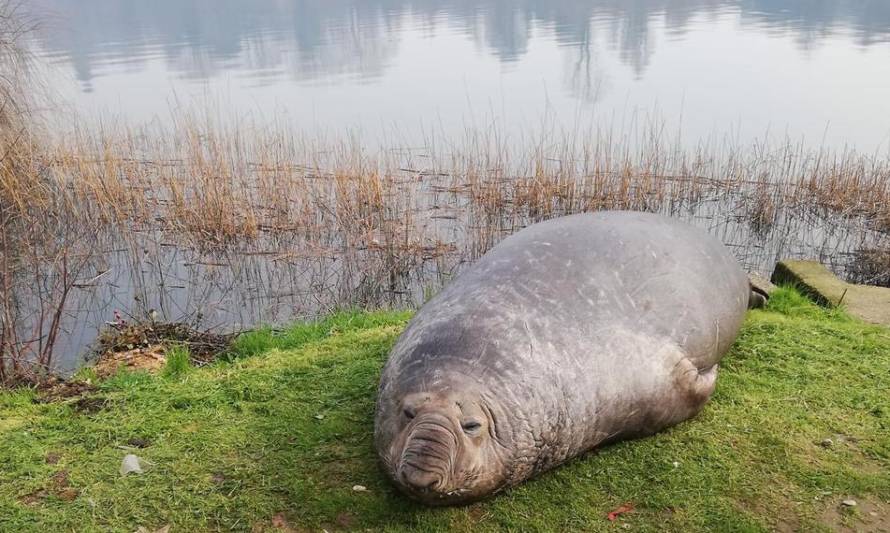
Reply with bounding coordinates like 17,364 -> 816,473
607,502 -> 635,521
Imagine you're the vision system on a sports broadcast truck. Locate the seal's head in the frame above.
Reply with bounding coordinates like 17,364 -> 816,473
375,387 -> 509,505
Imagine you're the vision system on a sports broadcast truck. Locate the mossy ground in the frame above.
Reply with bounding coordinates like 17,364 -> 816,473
1,289 -> 888,532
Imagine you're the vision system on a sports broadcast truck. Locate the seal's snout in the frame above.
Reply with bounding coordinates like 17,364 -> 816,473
397,416 -> 457,494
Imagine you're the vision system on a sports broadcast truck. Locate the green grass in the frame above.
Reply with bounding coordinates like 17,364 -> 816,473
1,290 -> 888,532
160,346 -> 192,380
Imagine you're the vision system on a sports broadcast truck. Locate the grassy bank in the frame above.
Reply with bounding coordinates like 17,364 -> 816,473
1,289 -> 889,532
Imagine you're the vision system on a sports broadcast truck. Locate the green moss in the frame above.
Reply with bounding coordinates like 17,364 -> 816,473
0,297 -> 887,532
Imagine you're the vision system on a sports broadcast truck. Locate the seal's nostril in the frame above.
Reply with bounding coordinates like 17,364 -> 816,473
400,465 -> 441,491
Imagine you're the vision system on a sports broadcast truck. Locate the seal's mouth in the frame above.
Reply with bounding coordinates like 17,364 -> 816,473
397,416 -> 458,494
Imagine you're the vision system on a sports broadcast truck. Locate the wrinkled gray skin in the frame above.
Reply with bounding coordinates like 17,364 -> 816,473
374,211 -> 751,505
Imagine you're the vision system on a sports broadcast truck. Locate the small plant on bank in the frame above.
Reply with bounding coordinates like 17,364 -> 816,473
161,345 -> 191,379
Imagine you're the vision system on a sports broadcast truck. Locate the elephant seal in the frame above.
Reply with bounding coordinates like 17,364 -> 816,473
374,211 -> 751,505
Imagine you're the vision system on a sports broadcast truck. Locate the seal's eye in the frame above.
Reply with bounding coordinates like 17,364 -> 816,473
403,408 -> 415,420
461,420 -> 482,434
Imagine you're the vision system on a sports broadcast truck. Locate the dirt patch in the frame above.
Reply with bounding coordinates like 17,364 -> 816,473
57,488 -> 79,501
49,470 -> 69,490
822,497 -> 890,532
18,489 -> 49,506
93,321 -> 235,376
72,396 -> 113,413
32,378 -> 113,413
334,512 -> 356,529
35,378 -> 96,402
735,486 -> 802,532
17,469 -> 79,506
94,344 -> 168,377
126,437 -> 152,448
250,512 -> 310,532
50,470 -> 79,502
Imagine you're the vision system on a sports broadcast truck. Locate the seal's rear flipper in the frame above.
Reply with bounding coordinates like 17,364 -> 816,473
747,274 -> 775,309
748,286 -> 768,309
671,356 -> 719,414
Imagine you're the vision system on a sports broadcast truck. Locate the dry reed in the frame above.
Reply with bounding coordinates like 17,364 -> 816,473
2,112 -> 889,382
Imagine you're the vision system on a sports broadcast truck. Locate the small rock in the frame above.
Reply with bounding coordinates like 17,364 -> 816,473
841,499 -> 857,507
869,511 -> 878,517
120,454 -> 144,476
820,438 -> 833,448
352,485 -> 367,492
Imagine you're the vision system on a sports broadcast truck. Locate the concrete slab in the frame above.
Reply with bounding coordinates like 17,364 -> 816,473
771,260 -> 890,326
749,273 -> 778,297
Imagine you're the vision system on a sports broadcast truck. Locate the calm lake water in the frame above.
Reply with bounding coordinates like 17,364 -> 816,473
26,0 -> 890,151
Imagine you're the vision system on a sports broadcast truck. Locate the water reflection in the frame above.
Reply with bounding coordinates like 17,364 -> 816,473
741,0 -> 890,46
31,0 -> 890,87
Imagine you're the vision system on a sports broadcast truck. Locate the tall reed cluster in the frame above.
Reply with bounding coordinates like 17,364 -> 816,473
0,2 -> 99,383
37,118 -> 890,258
